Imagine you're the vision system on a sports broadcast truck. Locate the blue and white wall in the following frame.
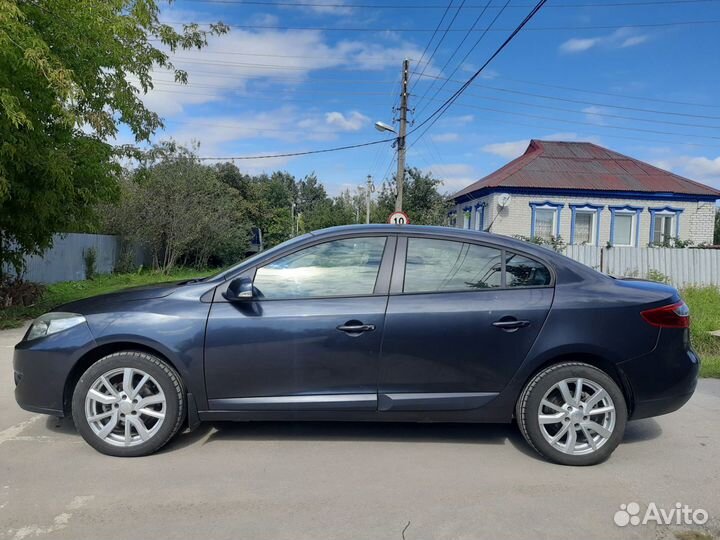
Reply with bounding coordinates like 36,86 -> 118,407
451,192 -> 716,246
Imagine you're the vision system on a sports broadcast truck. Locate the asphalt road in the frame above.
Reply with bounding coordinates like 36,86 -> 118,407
1,324 -> 719,540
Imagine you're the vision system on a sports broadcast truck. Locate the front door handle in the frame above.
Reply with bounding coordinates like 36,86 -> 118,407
337,323 -> 376,333
492,318 -> 530,331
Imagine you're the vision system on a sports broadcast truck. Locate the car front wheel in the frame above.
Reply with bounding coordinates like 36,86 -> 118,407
516,362 -> 627,466
72,351 -> 185,457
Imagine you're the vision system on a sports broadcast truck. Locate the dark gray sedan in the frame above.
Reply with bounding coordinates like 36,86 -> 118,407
14,225 -> 699,465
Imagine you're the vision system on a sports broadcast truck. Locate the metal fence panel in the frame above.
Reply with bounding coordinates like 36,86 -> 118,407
562,246 -> 720,288
18,233 -> 121,284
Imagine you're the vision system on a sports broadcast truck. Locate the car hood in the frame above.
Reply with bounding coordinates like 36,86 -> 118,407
56,281 -> 184,314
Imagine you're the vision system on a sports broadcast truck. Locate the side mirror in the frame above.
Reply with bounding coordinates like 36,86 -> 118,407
223,277 -> 254,302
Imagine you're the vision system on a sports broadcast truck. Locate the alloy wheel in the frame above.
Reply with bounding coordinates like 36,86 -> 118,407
537,377 -> 616,456
84,367 -> 167,447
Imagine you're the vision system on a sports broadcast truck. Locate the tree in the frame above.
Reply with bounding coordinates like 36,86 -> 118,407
104,144 -> 250,272
372,168 -> 451,225
250,172 -> 297,248
714,208 -> 720,245
0,1 -> 227,276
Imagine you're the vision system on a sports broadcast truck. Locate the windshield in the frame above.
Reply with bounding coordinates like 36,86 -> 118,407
205,233 -> 313,282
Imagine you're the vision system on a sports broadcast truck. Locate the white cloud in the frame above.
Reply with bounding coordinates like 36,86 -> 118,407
482,140 -> 529,159
683,156 -> 720,179
132,28 -> 434,116
324,111 -> 369,132
448,114 -> 475,125
156,106 -> 375,167
582,105 -> 608,125
559,28 -> 649,54
423,163 -> 478,191
431,132 -> 460,143
285,0 -> 354,15
621,35 -> 649,48
649,154 -> 720,188
560,38 -> 599,53
481,133 -> 602,159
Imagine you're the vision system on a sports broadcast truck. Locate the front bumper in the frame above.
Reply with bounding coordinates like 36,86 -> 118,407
13,323 -> 97,417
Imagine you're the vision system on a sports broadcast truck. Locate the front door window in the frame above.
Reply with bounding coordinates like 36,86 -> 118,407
253,237 -> 387,299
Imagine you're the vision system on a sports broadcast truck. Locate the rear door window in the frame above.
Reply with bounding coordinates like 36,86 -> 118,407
402,237 -> 552,292
404,238 -> 502,293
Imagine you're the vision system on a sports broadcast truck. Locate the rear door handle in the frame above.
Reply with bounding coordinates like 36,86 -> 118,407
492,319 -> 530,330
337,323 -> 376,333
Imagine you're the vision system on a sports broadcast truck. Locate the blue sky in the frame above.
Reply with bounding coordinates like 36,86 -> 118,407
122,0 -> 720,196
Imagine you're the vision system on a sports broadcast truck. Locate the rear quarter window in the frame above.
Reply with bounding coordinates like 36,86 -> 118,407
505,252 -> 552,287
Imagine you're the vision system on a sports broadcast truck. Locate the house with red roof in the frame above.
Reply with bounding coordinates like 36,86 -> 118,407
450,140 -> 720,247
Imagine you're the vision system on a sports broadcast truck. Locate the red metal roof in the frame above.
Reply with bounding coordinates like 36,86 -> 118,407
452,140 -> 720,200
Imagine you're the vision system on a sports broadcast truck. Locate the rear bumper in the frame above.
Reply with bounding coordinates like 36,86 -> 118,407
619,333 -> 700,420
631,385 -> 696,420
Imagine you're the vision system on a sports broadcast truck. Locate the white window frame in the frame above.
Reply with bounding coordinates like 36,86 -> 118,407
652,211 -> 676,244
573,210 -> 597,246
533,206 -> 558,241
612,211 -> 636,247
474,205 -> 484,231
462,208 -> 471,229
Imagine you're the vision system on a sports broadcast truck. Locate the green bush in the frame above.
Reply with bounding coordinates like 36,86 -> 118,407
681,286 -> 720,378
83,247 -> 97,280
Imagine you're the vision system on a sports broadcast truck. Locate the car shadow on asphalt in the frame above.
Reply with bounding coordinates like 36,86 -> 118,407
45,415 -> 662,461
165,418 -> 662,459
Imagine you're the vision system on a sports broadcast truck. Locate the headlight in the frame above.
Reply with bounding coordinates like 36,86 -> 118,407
26,312 -> 87,341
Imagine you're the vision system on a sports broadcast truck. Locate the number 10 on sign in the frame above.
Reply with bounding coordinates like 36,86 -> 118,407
388,211 -> 410,225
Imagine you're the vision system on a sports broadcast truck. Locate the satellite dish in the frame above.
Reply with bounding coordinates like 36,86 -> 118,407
497,193 -> 512,208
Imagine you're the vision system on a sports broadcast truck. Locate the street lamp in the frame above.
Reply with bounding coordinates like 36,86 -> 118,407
374,117 -> 406,212
374,121 -> 396,134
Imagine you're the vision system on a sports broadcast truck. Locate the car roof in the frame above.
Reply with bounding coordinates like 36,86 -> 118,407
309,224 -> 548,255
213,224 -> 605,284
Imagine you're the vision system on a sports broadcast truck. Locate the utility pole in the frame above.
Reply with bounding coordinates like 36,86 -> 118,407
395,58 -> 409,212
290,201 -> 296,237
365,175 -> 374,224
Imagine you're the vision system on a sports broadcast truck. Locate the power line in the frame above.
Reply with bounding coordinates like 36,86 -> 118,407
468,114 -> 720,149
153,69 -> 398,85
194,138 -> 395,160
459,92 -> 720,129
180,0 -> 720,8
413,0 -> 494,109
424,97 -> 720,140
156,61 -> 719,110
165,19 -> 720,32
409,0 -> 549,144
163,56 -> 413,71
411,0 -> 468,88
415,0 -> 507,114
149,80 -> 392,95
414,73 -> 720,120
410,0 -> 455,86
489,75 -> 720,110
151,78 -> 720,130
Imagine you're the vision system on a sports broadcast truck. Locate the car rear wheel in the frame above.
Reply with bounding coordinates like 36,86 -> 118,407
72,351 -> 185,457
516,362 -> 627,466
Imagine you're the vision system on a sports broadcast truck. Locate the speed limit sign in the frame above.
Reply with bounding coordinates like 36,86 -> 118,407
387,211 -> 410,225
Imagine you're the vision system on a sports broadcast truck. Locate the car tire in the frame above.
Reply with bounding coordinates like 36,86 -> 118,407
516,362 -> 627,466
72,351 -> 185,457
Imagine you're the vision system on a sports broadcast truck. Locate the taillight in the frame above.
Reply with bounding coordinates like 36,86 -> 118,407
641,301 -> 690,328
